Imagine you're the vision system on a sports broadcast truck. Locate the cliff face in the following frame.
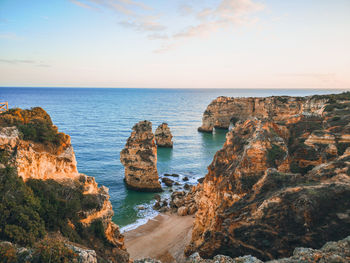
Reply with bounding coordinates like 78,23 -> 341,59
3,129 -> 79,182
120,120 -> 162,192
187,92 -> 350,260
0,108 -> 129,263
198,95 -> 327,132
155,123 -> 173,148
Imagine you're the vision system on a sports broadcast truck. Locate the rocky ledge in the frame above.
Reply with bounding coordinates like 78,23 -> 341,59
186,92 -> 350,261
188,235 -> 350,263
120,120 -> 162,192
155,123 -> 173,148
0,107 -> 129,263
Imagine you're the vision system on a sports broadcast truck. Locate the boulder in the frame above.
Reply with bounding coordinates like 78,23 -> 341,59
162,177 -> 174,187
184,183 -> 191,190
177,206 -> 188,216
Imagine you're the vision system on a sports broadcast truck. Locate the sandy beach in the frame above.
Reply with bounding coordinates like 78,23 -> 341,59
124,214 -> 195,263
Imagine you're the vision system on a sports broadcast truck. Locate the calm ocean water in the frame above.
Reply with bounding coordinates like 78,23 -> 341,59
0,88 -> 346,229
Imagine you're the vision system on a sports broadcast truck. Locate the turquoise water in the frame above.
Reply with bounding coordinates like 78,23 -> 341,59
0,88 -> 346,229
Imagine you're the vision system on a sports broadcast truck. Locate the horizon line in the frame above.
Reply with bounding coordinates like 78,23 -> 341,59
1,86 -> 349,91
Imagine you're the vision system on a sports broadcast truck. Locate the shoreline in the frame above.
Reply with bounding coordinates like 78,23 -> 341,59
124,213 -> 195,263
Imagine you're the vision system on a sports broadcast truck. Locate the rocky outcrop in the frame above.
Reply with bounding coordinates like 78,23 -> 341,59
198,95 -> 327,132
0,108 -> 129,263
170,187 -> 199,216
0,112 -> 78,182
186,92 -> 350,261
0,240 -> 98,263
155,123 -> 173,148
187,236 -> 350,263
188,253 -> 262,263
120,120 -> 162,192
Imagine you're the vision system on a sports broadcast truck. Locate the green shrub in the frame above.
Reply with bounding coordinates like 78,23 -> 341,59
27,180 -> 82,233
0,107 -> 67,147
89,220 -> 106,240
26,179 -> 103,244
0,168 -> 46,246
240,175 -> 261,192
32,238 -> 79,263
0,242 -> 18,263
290,161 -> 314,175
267,144 -> 285,167
0,149 -> 9,165
337,143 -> 350,156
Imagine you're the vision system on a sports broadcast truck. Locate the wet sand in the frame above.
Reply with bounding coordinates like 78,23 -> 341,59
124,214 -> 195,263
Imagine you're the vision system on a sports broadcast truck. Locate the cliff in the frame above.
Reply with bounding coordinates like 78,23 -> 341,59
198,95 -> 328,132
0,107 -> 129,263
186,92 -> 350,260
120,120 -> 162,192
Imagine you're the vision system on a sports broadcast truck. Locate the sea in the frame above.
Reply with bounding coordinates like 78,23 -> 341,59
0,88 -> 347,231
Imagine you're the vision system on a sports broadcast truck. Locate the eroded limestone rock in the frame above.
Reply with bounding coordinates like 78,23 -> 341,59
0,107 -> 129,263
120,120 -> 162,192
186,92 -> 350,261
155,123 -> 173,148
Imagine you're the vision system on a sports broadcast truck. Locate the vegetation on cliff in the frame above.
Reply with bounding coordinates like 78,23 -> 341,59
0,107 -> 69,151
0,167 -> 45,246
0,166 -> 108,249
0,107 -> 128,262
188,92 -> 350,261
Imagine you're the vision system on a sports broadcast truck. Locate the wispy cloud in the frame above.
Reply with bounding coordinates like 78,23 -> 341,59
119,16 -> 166,32
147,33 -> 169,40
69,0 -> 265,52
154,0 -> 264,53
0,59 -> 51,68
69,0 -> 164,33
178,4 -> 194,16
0,33 -> 19,40
69,0 -> 100,11
175,0 -> 264,39
69,0 -> 151,16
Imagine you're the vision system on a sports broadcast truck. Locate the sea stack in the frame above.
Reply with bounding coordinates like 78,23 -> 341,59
120,120 -> 162,192
155,123 -> 173,148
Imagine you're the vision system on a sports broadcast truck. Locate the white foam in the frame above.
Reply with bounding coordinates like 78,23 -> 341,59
120,208 -> 159,233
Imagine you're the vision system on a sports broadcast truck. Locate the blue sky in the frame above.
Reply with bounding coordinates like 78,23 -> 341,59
0,0 -> 349,89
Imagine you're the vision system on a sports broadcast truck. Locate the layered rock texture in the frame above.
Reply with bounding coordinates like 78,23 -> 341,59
0,108 -> 129,263
186,92 -> 350,261
120,120 -> 162,192
155,123 -> 173,148
198,95 -> 327,132
187,235 -> 350,263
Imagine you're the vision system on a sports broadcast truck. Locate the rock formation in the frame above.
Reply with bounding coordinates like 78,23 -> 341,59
120,120 -> 162,192
0,107 -> 129,263
187,235 -> 350,263
186,92 -> 350,261
0,240 -> 99,263
170,187 -> 199,216
198,95 -> 327,132
155,123 -> 173,148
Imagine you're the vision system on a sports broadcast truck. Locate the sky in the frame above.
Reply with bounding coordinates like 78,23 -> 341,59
0,0 -> 349,89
